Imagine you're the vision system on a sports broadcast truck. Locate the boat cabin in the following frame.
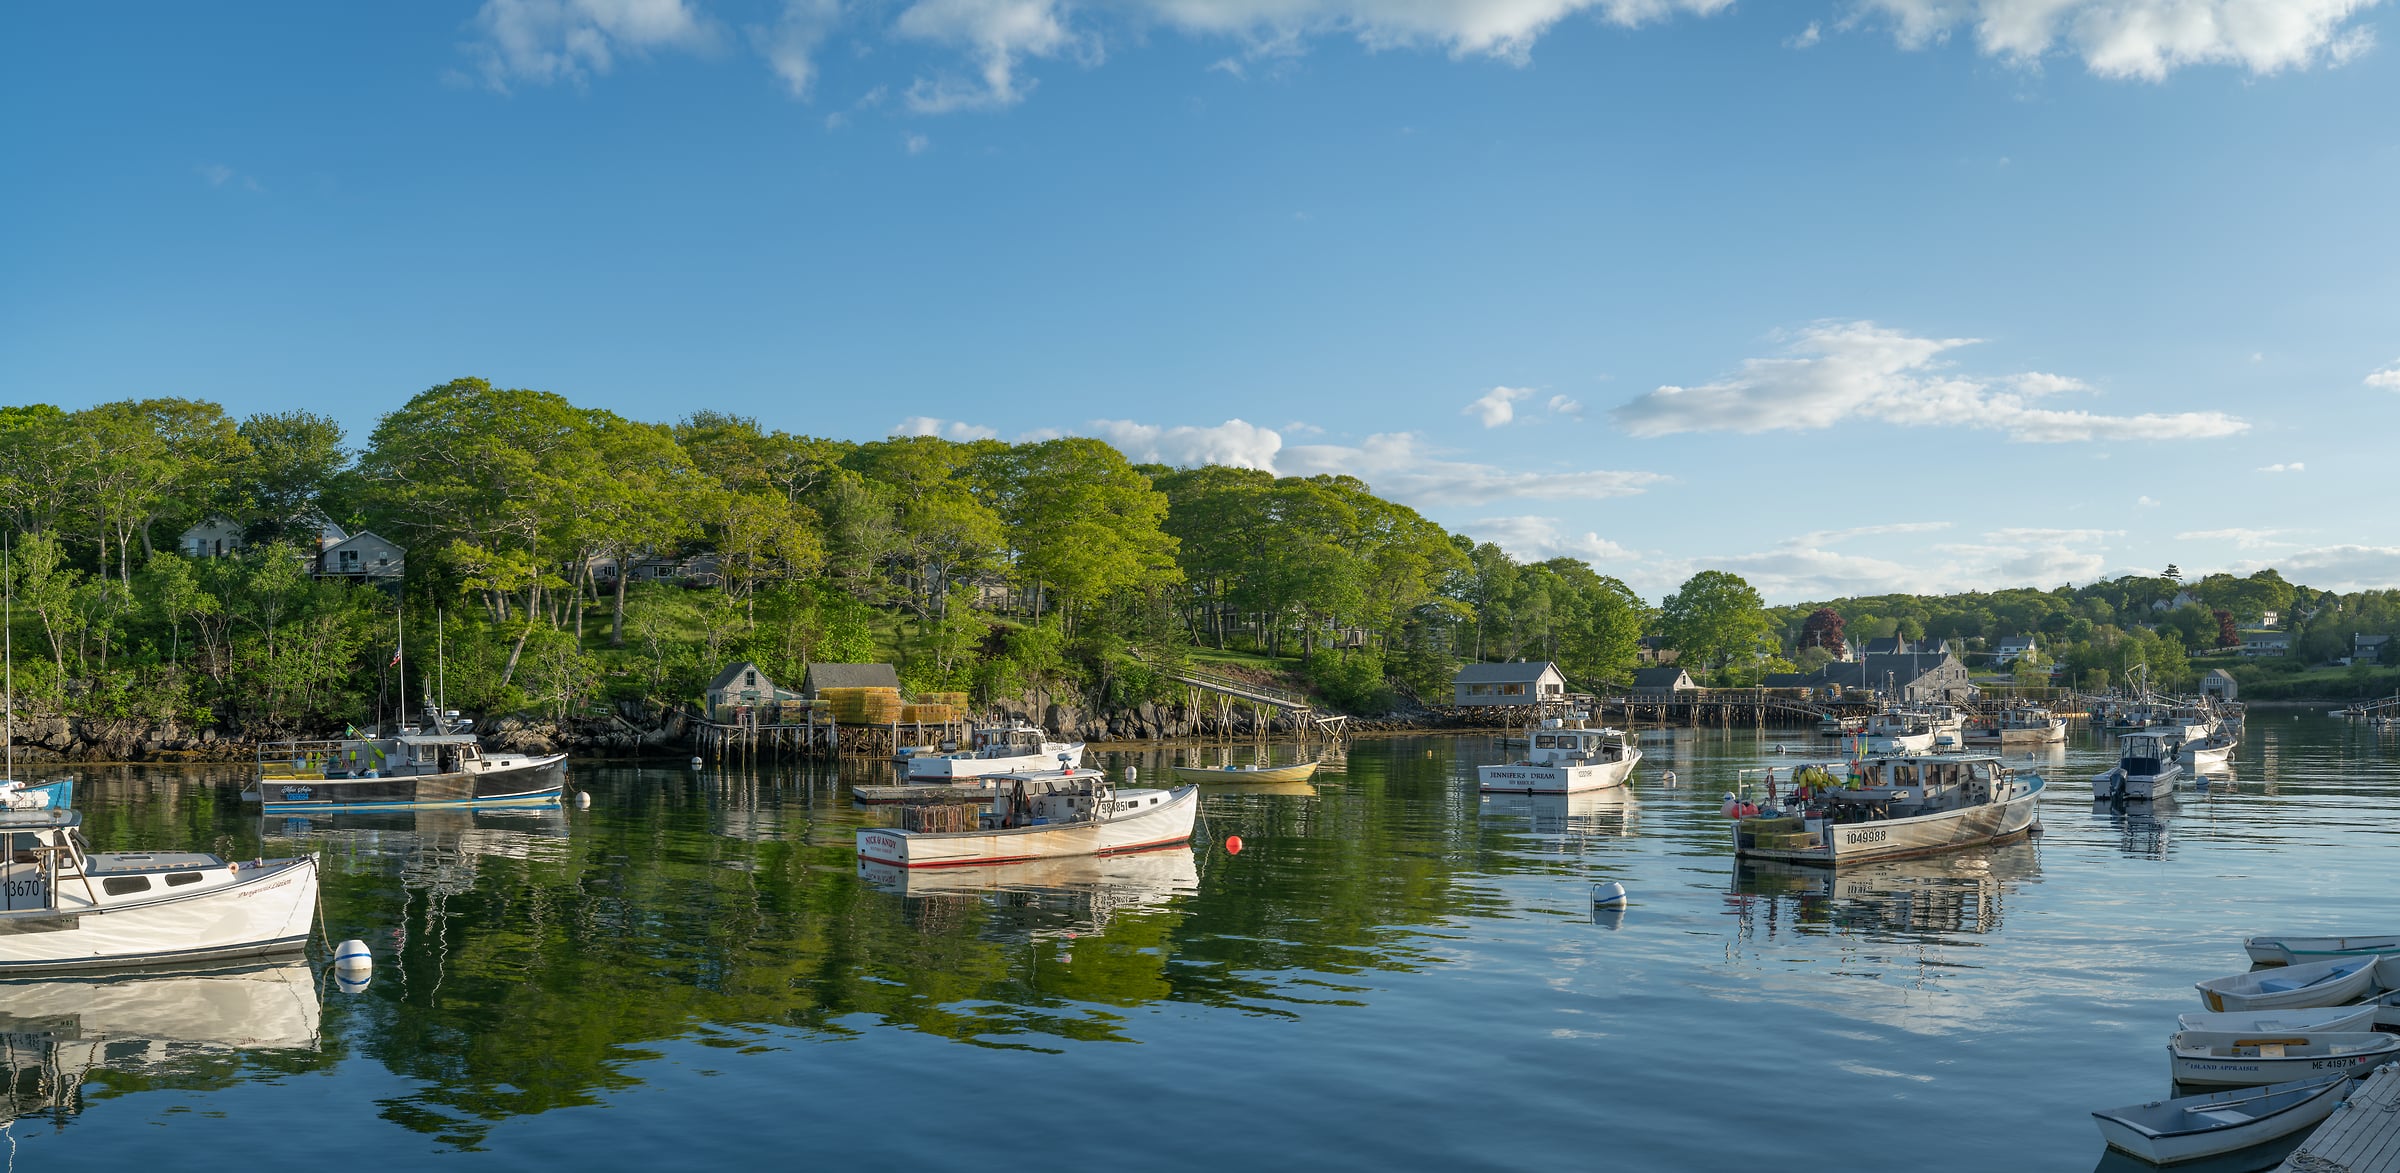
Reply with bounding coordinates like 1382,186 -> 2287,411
2,808 -> 249,916
2118,731 -> 2176,777
1522,721 -> 1632,767
1803,755 -> 2007,824
970,724 -> 1051,756
260,731 -> 496,780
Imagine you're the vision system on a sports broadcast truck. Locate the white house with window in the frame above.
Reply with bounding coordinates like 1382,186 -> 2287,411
1992,635 -> 2038,665
313,530 -> 405,581
1452,661 -> 1568,707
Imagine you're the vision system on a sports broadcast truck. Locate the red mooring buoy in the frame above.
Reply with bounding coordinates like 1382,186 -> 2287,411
1225,835 -> 1244,855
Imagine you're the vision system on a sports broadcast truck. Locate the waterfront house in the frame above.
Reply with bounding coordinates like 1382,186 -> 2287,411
591,552 -> 723,588
708,662 -> 782,711
1453,661 -> 1568,707
1801,652 -> 1974,704
178,515 -> 349,560
2241,631 -> 2291,658
1992,635 -> 2038,665
2199,668 -> 2239,703
801,662 -> 903,698
313,530 -> 405,581
2356,634 -> 2392,664
1630,667 -> 1697,696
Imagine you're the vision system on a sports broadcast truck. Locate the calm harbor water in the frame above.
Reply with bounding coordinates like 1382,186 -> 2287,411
10,715 -> 2399,1171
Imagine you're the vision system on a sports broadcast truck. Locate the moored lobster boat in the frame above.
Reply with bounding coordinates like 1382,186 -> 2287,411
2195,956 -> 2380,1013
2166,1031 -> 2400,1087
2244,933 -> 2400,967
857,770 -> 1198,869
905,723 -> 1085,781
1477,718 -> 1641,794
1731,753 -> 2042,866
0,807 -> 319,972
2092,1073 -> 2352,1165
250,710 -> 564,813
2094,730 -> 2182,801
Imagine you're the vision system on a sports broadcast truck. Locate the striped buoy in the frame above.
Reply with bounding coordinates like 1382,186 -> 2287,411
1591,881 -> 1629,908
333,939 -> 373,972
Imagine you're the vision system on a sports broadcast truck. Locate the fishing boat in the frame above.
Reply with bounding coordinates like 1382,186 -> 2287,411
2195,956 -> 2381,1013
0,778 -> 71,810
1862,709 -> 1936,755
1,560 -> 74,815
1965,705 -> 2067,747
251,709 -> 565,812
905,722 -> 1085,781
1477,718 -> 1641,794
1730,753 -> 2043,866
2167,1031 -> 2400,1087
2178,1000 -> 2388,1035
1171,759 -> 1320,784
2180,729 -> 2238,774
2245,934 -> 2400,967
2094,730 -> 2182,801
2092,1073 -> 2352,1165
857,769 -> 1198,869
1817,714 -> 1867,737
0,806 -> 319,972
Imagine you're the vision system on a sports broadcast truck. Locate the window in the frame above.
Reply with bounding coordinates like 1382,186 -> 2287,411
1501,684 -> 1527,696
745,670 -> 757,687
102,876 -> 153,897
166,871 -> 204,886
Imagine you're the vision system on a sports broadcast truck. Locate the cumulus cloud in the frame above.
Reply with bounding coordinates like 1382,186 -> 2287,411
2367,361 -> 2400,391
758,0 -> 840,97
1547,394 -> 1585,420
464,0 -> 718,90
2236,545 -> 2400,592
1464,386 -> 1534,428
1281,433 -> 1663,505
1856,0 -> 2379,81
892,415 -> 1000,440
2258,461 -> 2306,473
1080,418 -> 1283,469
1472,515 -> 1634,563
2178,527 -> 2292,550
1613,321 -> 2248,443
895,0 -> 1089,111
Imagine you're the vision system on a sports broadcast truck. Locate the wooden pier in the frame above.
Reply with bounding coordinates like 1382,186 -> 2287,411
2277,1060 -> 2400,1172
692,709 -> 967,762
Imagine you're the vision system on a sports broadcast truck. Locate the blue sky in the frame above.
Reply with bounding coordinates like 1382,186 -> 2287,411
4,1 -> 2397,602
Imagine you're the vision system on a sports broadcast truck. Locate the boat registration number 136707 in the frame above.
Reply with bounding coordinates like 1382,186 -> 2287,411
1844,827 -> 1888,845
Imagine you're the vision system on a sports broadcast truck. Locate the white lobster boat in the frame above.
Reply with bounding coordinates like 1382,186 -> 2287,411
0,807 -> 319,972
1732,753 -> 2043,866
2167,1031 -> 2400,1087
2180,730 -> 2238,774
1477,719 -> 1641,794
2245,933 -> 2400,967
2195,956 -> 2381,1013
2094,730 -> 2182,801
1862,709 -> 1936,755
905,723 -> 1086,781
858,771 -> 1198,869
2092,1074 -> 2353,1165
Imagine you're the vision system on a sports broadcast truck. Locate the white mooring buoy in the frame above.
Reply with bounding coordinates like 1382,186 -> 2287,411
1591,881 -> 1629,908
334,939 -> 373,974
576,791 -> 592,808
689,756 -> 704,768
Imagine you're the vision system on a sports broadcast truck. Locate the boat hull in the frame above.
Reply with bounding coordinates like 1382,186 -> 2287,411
857,785 -> 1199,868
2196,956 -> 2381,1013
2093,1074 -> 2350,1165
255,755 -> 566,812
2167,1032 -> 2400,1087
1477,748 -> 1642,795
2182,744 -> 2235,773
2178,1003 -> 2382,1035
906,744 -> 1086,780
2093,766 -> 2180,801
1866,732 -> 1934,754
2245,934 -> 2400,967
1735,779 -> 2043,866
0,858 -> 319,973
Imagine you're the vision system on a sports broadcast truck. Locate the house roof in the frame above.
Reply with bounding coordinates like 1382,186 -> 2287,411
709,661 -> 767,691
2204,668 -> 2237,680
803,662 -> 902,691
1632,667 -> 1692,687
1810,652 -> 1962,689
1995,636 -> 2036,650
1760,673 -> 1815,688
1453,661 -> 1562,684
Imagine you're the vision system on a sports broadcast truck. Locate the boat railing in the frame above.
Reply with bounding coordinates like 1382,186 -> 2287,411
257,739 -> 367,779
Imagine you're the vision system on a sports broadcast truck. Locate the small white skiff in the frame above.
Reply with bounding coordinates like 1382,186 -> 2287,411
857,774 -> 1198,869
2093,1073 -> 2352,1165
0,808 -> 319,972
2167,1031 -> 2400,1087
2178,1001 -> 2383,1035
2195,956 -> 2381,1013
2180,732 -> 2237,774
2244,933 -> 2400,967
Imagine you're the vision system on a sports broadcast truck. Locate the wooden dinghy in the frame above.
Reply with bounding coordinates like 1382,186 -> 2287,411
2092,1073 -> 2352,1165
1170,760 -> 1320,784
2178,1000 -> 2384,1036
2167,1031 -> 2400,1087
2195,956 -> 2380,1013
2244,933 -> 2400,967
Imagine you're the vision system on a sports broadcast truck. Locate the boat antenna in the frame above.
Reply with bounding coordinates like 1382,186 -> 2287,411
4,532 -> 12,784
436,603 -> 446,732
396,602 -> 407,733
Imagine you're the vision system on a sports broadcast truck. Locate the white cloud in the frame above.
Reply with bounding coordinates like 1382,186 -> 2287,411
1614,320 -> 2248,443
895,0 -> 1088,111
1080,418 -> 1283,469
1788,20 -> 1823,48
1464,385 -> 1534,428
2178,527 -> 2292,550
2258,461 -> 2305,473
1856,0 -> 2379,80
2237,545 -> 2400,592
1791,521 -> 1953,545
2137,495 -> 2160,507
1546,394 -> 1584,420
465,0 -> 718,90
1471,515 -> 1634,563
2366,361 -> 2400,391
905,132 -> 931,153
892,415 -> 1000,440
1282,432 -> 1663,505
759,0 -> 840,97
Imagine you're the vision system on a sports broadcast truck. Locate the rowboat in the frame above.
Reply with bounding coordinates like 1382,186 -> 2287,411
1171,760 -> 1320,784
2195,956 -> 2381,1013
857,771 -> 1198,869
1732,753 -> 2043,866
2167,1031 -> 2400,1086
1478,718 -> 1641,794
2178,1000 -> 2385,1035
0,806 -> 319,972
2244,933 -> 2400,967
2092,1073 -> 2352,1165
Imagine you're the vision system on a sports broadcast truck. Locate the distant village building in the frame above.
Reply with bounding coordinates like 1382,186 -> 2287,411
1800,652 -> 1974,704
1630,667 -> 1697,696
590,552 -> 722,588
1992,635 -> 2039,665
2241,631 -> 2291,658
801,662 -> 903,698
1452,661 -> 1568,707
1859,636 -> 1952,657
2260,610 -> 2279,628
178,516 -> 349,560
2199,668 -> 2239,702
1636,637 -> 1678,665
2353,634 -> 2393,665
707,661 -> 792,711
314,530 -> 405,581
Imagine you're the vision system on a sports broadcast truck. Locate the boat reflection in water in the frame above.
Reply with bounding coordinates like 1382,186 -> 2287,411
1729,841 -> 2042,942
1,961 -> 320,1128
2091,798 -> 2172,860
1479,789 -> 1639,844
269,805 -> 572,892
857,848 -> 1199,938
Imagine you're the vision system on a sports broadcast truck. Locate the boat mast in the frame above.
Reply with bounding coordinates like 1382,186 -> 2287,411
436,603 -> 446,732
396,605 -> 407,733
4,534 -> 12,784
